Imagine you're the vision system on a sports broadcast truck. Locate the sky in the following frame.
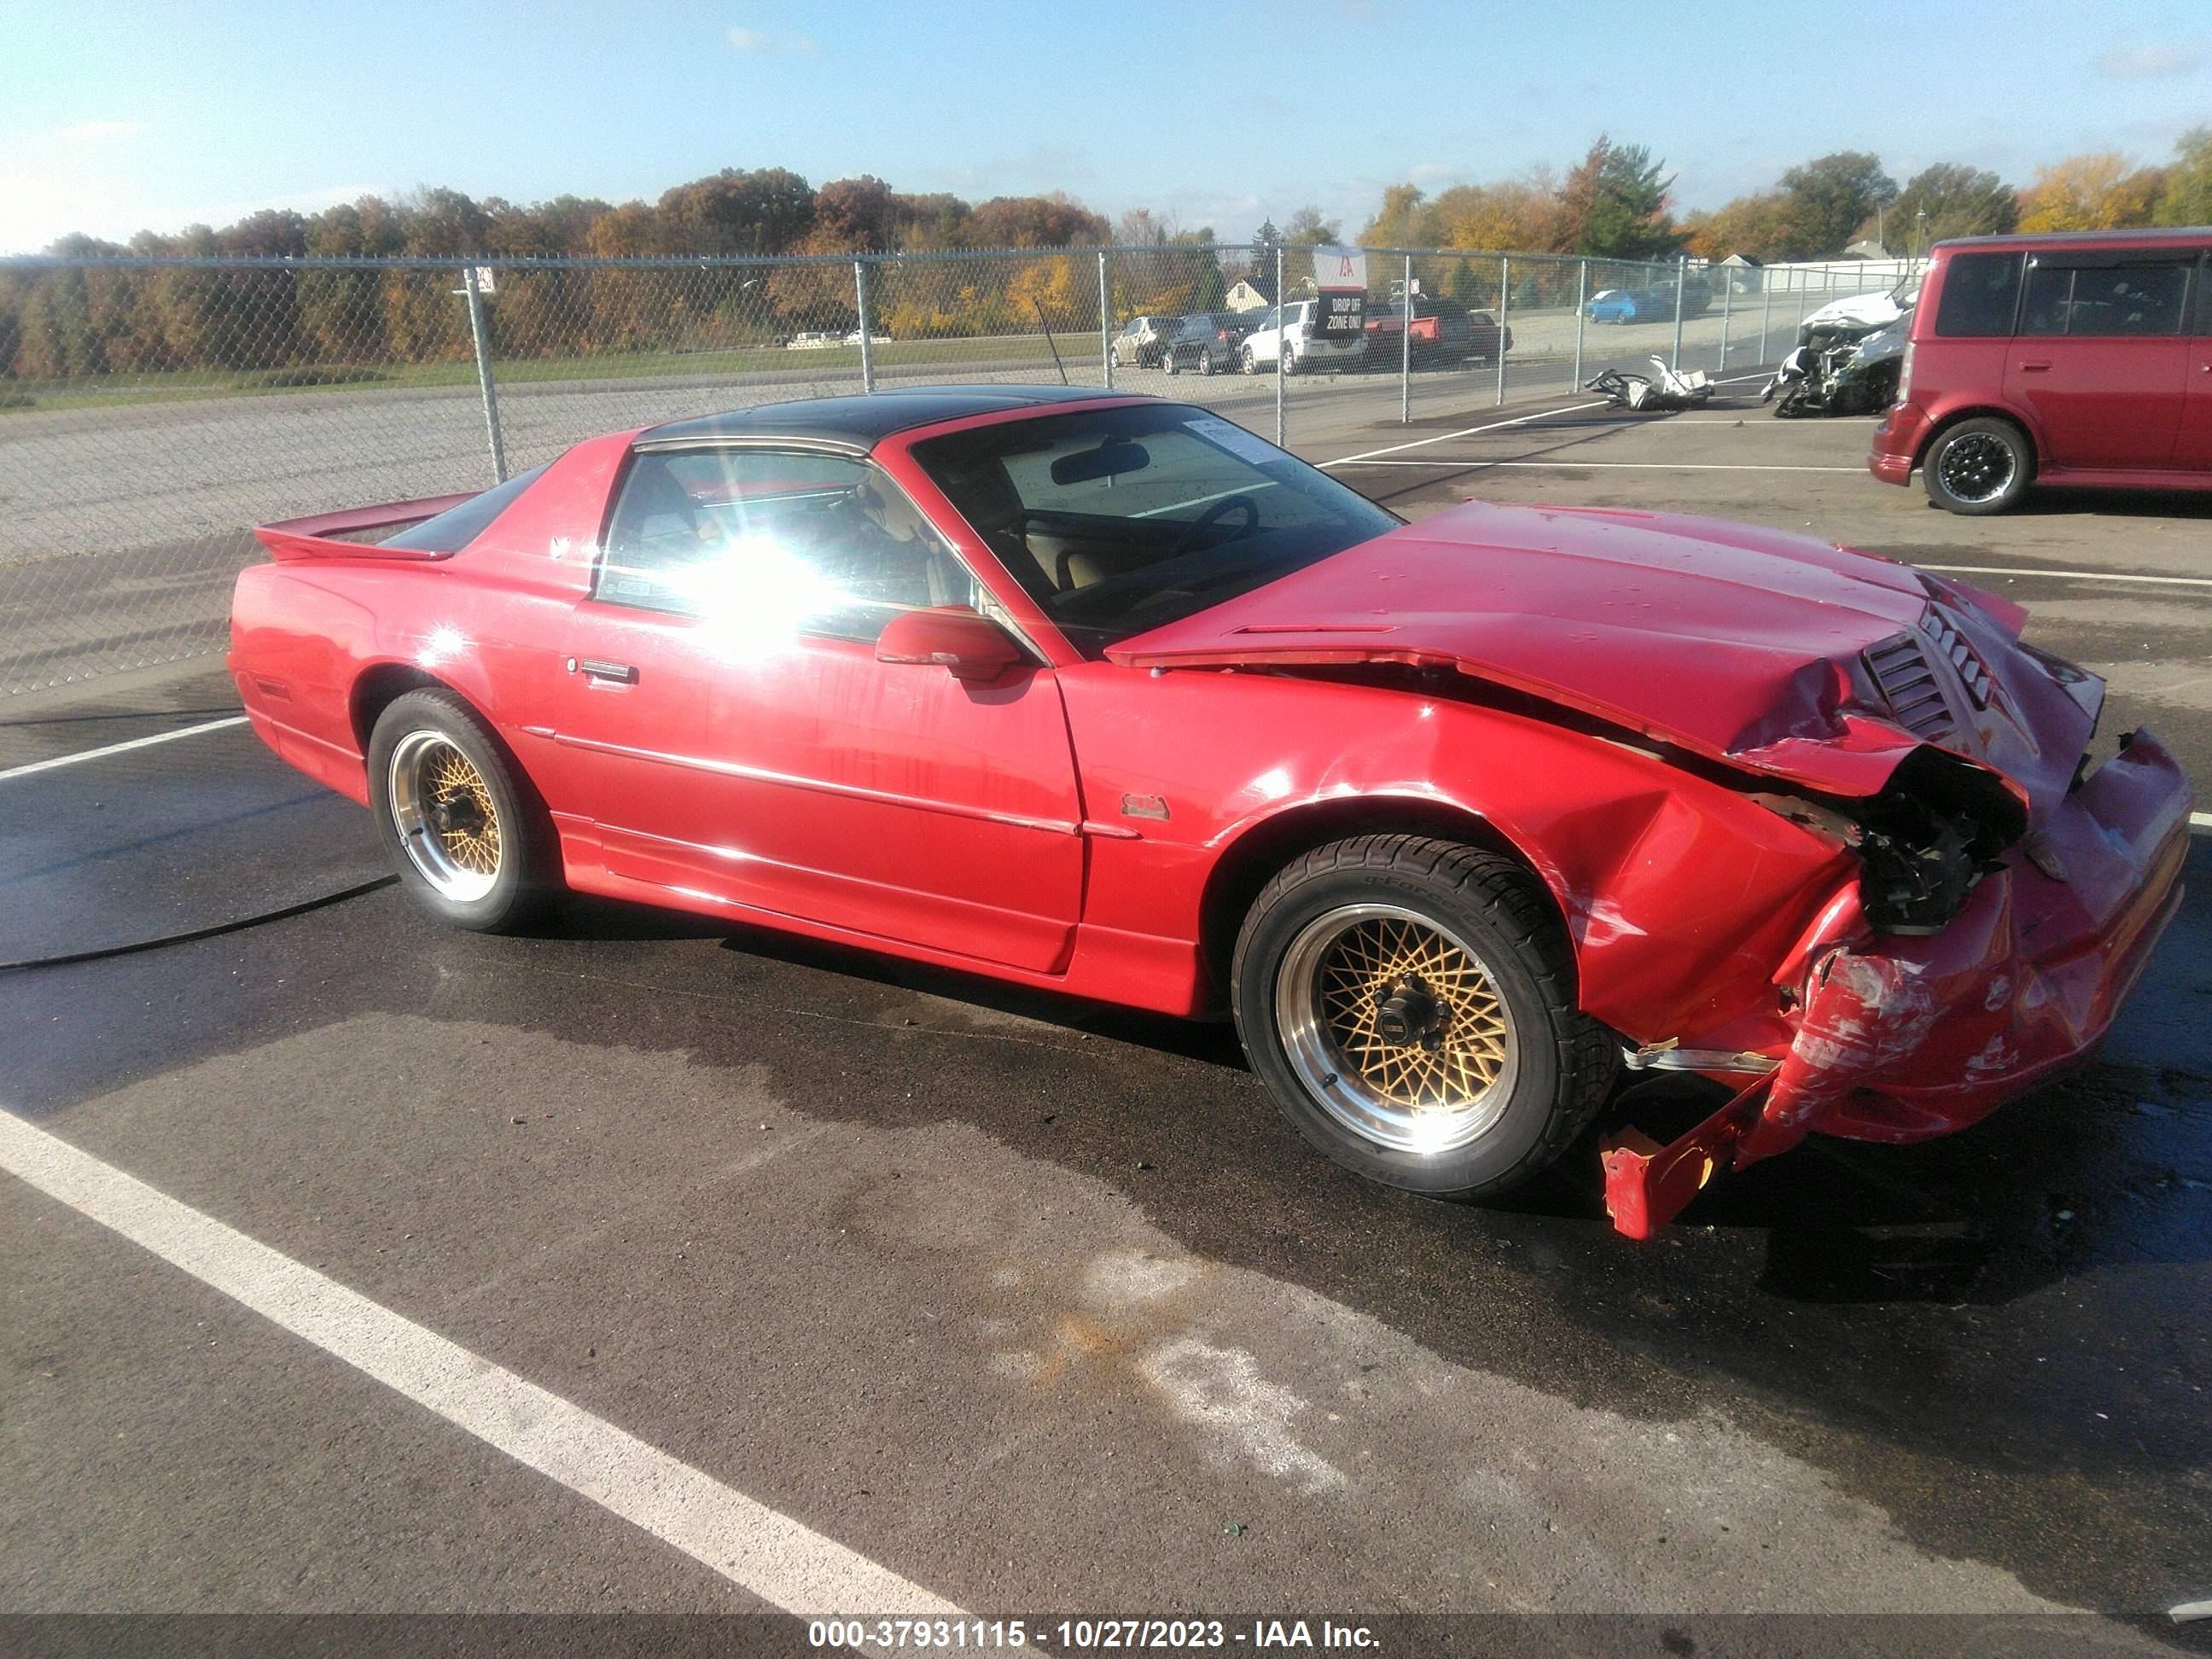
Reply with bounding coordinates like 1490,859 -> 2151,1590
2,0 -> 2208,255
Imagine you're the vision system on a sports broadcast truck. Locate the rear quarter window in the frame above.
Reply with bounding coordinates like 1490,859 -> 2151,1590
1933,253 -> 2023,337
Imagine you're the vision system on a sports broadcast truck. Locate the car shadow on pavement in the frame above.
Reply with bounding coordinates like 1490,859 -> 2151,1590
1996,485 -> 2212,520
674,888 -> 2212,1307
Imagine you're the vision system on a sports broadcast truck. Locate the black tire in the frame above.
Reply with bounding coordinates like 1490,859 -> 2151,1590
1231,834 -> 1615,1200
1162,352 -> 1179,376
1199,348 -> 1214,376
368,688 -> 555,932
1241,346 -> 1256,375
1924,416 -> 2032,515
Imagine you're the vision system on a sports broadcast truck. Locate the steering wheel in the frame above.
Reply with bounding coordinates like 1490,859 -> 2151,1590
1166,493 -> 1259,559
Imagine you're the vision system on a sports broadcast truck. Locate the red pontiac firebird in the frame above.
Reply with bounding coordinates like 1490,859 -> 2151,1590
230,386 -> 2192,1236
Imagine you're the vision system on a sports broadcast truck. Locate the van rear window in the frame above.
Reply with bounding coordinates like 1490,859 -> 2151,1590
1934,253 -> 2023,337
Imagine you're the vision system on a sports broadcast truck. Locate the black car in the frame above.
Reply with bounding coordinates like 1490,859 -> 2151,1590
1160,312 -> 1253,377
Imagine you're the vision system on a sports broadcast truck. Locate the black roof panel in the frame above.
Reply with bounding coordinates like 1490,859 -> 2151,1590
638,385 -> 1128,449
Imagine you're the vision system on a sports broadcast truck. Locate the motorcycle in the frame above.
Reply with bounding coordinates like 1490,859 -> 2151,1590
1585,357 -> 1714,412
1760,316 -> 1906,418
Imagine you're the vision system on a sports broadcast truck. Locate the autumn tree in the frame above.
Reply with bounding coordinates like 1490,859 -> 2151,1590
968,192 -> 1109,249
1282,206 -> 1340,246
1776,152 -> 1897,255
2017,153 -> 2165,230
1680,191 -> 1796,260
1430,177 -> 1562,253
655,168 -> 815,259
1116,207 -> 1173,245
2153,127 -> 2212,225
1557,137 -> 1681,259
1889,164 -> 2017,247
1359,185 -> 1440,249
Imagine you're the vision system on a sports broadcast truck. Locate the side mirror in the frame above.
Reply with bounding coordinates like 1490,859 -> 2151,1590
875,608 -> 1024,684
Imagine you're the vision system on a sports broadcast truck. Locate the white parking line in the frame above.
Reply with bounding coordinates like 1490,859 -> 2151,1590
0,1110 -> 962,1619
1916,563 -> 2212,591
1330,459 -> 1865,473
1313,373 -> 1786,469
1321,400 -> 1611,465
0,714 -> 248,783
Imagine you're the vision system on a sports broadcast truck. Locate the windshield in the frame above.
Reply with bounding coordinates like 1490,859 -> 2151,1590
908,402 -> 1401,655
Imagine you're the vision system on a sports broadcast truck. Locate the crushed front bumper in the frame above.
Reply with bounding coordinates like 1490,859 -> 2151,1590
1604,731 -> 2192,1237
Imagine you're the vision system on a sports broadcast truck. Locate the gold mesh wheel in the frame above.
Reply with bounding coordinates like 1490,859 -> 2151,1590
387,730 -> 504,903
1273,903 -> 1520,1154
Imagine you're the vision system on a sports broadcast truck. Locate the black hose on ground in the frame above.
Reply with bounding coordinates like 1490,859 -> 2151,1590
0,876 -> 396,974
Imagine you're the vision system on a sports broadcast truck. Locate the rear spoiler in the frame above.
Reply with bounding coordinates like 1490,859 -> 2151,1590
252,492 -> 480,562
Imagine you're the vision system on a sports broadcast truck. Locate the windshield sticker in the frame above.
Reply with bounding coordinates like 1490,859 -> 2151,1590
1184,416 -> 1284,468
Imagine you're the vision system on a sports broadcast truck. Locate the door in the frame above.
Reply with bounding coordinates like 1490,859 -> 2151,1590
2005,253 -> 2192,470
2174,253 -> 2212,470
550,445 -> 1086,972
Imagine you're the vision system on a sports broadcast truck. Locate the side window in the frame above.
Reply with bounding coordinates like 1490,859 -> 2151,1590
2064,264 -> 2189,336
597,450 -> 975,640
2019,265 -> 2071,336
1934,252 -> 2023,337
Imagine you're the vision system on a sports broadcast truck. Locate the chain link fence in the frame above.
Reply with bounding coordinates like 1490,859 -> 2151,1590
0,247 -> 1904,695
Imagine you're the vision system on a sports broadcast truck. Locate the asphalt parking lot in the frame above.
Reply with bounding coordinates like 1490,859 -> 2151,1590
3,381 -> 2209,1650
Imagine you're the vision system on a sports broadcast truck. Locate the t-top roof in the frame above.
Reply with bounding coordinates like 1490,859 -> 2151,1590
637,384 -> 1126,449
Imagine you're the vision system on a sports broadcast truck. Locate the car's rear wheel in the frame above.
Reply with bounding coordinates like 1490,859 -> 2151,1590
1924,416 -> 2031,515
1199,348 -> 1214,376
1232,834 -> 1615,1199
1162,352 -> 1179,375
369,689 -> 553,932
1241,346 -> 1256,375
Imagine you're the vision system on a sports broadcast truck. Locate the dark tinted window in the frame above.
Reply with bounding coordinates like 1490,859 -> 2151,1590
2065,264 -> 2189,335
1934,252 -> 2022,337
910,402 -> 1400,655
2019,265 -> 2072,336
381,463 -> 550,553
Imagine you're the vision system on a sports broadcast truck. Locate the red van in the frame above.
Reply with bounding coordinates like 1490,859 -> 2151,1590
1869,228 -> 2211,513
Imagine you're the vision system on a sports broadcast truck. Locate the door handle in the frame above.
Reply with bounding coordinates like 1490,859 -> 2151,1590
568,657 -> 637,684
2017,359 -> 2052,372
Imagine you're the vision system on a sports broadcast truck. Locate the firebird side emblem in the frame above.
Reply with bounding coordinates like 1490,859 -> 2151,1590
1121,793 -> 1170,821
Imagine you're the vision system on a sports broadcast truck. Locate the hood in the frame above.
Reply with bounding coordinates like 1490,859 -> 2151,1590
1108,502 -> 2094,813
1848,319 -> 1908,364
1802,288 -> 1915,331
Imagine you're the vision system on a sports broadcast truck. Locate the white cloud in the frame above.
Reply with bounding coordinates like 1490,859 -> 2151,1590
55,120 -> 146,143
2094,42 -> 2203,80
726,25 -> 816,53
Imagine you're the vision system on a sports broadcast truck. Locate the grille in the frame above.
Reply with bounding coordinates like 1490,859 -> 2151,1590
1918,606 -> 1994,709
1864,630 -> 1957,740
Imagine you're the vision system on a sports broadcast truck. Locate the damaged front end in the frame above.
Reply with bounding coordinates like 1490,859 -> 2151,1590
1602,721 -> 2192,1239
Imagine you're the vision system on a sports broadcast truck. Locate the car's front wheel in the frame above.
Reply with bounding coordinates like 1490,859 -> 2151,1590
1162,352 -> 1179,375
1924,416 -> 2031,515
369,689 -> 554,932
1231,834 -> 1615,1199
1241,346 -> 1256,375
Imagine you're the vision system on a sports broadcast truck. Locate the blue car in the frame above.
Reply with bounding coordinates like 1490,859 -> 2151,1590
1587,280 -> 1713,324
1586,287 -> 1662,323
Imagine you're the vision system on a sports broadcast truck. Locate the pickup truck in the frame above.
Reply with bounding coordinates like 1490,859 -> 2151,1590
1364,296 -> 1512,366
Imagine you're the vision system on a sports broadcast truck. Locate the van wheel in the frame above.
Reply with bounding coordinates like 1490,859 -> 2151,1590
1232,835 -> 1615,1200
1925,417 -> 2031,515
